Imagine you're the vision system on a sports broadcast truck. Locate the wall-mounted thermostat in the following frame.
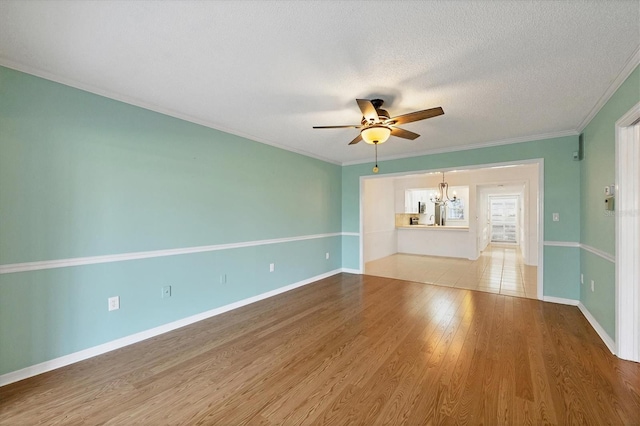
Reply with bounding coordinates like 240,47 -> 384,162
605,196 -> 615,211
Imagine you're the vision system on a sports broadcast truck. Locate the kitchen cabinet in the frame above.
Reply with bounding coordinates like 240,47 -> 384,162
396,226 -> 475,259
404,189 -> 430,213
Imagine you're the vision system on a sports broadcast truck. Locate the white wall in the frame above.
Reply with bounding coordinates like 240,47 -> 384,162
363,177 -> 397,263
477,189 -> 490,252
519,191 -> 526,258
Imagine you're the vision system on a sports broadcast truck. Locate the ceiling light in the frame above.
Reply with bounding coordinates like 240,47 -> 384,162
430,172 -> 457,205
361,125 -> 391,145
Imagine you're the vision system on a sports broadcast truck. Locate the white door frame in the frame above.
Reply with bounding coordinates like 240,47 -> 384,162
615,101 -> 640,362
358,158 -> 544,301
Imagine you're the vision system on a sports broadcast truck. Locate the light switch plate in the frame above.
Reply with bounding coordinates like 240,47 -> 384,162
552,213 -> 559,222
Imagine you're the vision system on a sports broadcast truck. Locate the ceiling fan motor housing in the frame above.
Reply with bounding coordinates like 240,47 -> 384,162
367,99 -> 390,122
312,98 -> 444,147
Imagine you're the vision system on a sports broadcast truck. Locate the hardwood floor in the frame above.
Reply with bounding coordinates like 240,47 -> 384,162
1,273 -> 638,425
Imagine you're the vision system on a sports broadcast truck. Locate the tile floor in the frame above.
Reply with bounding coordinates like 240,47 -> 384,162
364,244 -> 538,299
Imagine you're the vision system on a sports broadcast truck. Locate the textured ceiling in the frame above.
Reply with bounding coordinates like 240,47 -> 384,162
0,1 -> 638,165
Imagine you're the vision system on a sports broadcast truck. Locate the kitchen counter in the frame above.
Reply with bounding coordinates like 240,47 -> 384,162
397,225 -> 475,259
396,225 -> 469,231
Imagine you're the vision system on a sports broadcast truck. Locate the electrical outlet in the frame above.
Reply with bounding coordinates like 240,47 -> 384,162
162,285 -> 171,298
108,296 -> 120,311
269,263 -> 275,272
326,252 -> 330,260
581,273 -> 583,284
591,280 -> 595,292
220,274 -> 227,284
552,213 -> 560,222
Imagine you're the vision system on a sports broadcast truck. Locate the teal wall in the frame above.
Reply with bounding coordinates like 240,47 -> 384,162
579,66 -> 639,339
581,66 -> 639,255
1,62 -> 637,378
342,135 -> 582,299
580,251 -> 616,337
0,67 -> 342,375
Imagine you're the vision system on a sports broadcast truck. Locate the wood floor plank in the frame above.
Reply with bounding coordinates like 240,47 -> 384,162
439,292 -> 493,419
1,273 -> 639,425
189,279 -> 427,425
513,297 -> 535,402
449,294 -> 498,424
374,288 -> 469,425
520,298 -> 558,424
496,295 -> 516,425
264,284 -> 442,425
325,294 -> 440,425
394,292 -> 474,425
471,294 -> 505,424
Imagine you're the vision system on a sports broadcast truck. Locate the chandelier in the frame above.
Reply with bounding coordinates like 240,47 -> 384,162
430,172 -> 457,205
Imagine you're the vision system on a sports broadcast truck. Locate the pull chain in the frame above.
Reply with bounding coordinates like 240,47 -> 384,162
372,142 -> 379,173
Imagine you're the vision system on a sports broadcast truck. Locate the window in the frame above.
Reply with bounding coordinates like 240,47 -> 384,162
489,196 -> 518,242
447,198 -> 465,220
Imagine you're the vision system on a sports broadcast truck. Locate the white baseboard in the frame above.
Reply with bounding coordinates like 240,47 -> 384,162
0,269 -> 344,387
577,302 -> 616,355
341,268 -> 361,274
542,297 -> 615,355
543,296 -> 579,306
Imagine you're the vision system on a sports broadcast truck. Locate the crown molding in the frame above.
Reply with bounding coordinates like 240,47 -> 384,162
576,45 -> 640,132
4,47 -> 636,168
340,129 -> 578,166
0,59 -> 342,166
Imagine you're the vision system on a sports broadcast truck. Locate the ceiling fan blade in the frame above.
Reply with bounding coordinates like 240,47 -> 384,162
390,127 -> 420,140
348,134 -> 363,145
356,99 -> 380,123
313,124 -> 362,129
389,107 -> 444,125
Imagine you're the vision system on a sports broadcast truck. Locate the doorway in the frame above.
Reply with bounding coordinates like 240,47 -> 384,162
360,160 -> 542,300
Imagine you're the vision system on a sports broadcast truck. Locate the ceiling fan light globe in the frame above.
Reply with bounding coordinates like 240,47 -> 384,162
361,125 -> 391,144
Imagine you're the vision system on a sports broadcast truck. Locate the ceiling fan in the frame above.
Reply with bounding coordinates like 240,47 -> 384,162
313,99 -> 444,172
313,99 -> 444,145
